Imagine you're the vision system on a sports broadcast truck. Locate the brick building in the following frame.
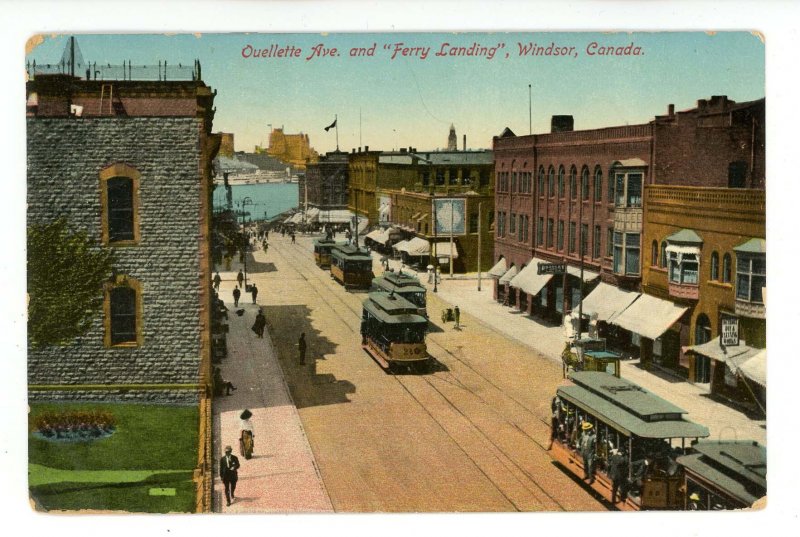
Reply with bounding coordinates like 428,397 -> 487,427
263,127 -> 318,169
27,74 -> 220,404
304,150 -> 349,211
492,96 -> 765,387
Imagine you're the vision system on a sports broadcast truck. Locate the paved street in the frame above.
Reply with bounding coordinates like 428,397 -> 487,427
213,232 -> 606,512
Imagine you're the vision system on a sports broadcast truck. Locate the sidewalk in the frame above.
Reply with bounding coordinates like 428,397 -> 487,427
371,251 -> 766,446
211,269 -> 333,513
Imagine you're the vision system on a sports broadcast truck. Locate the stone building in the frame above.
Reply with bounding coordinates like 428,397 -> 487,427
27,73 -> 220,404
304,150 -> 349,211
263,127 -> 319,169
492,95 -> 765,389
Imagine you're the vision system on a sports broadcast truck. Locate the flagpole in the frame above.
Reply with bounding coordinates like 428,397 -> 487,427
335,114 -> 339,151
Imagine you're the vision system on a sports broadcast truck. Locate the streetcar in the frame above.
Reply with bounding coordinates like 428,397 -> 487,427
550,371 -> 709,510
330,244 -> 375,289
313,237 -> 346,269
561,337 -> 622,378
370,269 -> 427,317
361,291 -> 429,372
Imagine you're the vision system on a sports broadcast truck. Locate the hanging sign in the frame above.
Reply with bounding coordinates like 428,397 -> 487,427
720,314 -> 739,347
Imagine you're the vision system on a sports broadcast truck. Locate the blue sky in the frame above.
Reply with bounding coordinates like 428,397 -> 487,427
28,31 -> 764,156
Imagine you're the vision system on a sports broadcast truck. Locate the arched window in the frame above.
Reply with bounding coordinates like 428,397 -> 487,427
651,240 -> 659,266
558,165 -> 565,198
710,251 -> 719,281
594,167 -> 603,202
100,163 -> 141,245
569,166 -> 577,199
722,253 -> 732,283
660,241 -> 667,268
548,166 -> 556,197
104,275 -> 142,347
538,166 -> 545,196
581,166 -> 590,200
694,314 -> 712,345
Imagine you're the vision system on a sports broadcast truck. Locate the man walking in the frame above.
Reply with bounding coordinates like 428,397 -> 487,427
219,446 -> 241,507
579,421 -> 596,484
237,269 -> 244,289
233,285 -> 241,307
252,309 -> 266,338
454,305 -> 461,329
298,332 -> 307,365
213,271 -> 221,291
251,283 -> 259,304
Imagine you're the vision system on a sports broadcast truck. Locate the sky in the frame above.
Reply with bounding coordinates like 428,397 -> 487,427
26,32 -> 765,155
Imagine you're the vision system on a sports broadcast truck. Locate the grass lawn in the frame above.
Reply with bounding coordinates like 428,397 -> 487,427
29,402 -> 199,513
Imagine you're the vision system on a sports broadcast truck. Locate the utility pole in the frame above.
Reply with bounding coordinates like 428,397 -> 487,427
477,202 -> 482,291
449,199 -> 454,278
528,84 -> 532,135
577,191 -> 585,340
433,199 -> 438,293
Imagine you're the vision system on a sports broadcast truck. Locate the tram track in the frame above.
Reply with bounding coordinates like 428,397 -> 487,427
269,237 -> 598,511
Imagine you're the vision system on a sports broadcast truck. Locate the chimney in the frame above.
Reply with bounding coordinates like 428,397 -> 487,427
400,147 -> 407,154
697,99 -> 708,109
358,146 -> 361,153
668,104 -> 675,116
364,145 -> 369,152
463,134 -> 466,151
551,115 -> 574,133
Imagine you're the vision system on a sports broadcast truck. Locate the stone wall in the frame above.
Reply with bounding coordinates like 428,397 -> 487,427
27,116 -> 205,403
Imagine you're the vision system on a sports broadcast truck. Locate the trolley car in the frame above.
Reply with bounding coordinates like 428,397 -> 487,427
361,291 -> 429,372
562,337 -> 622,378
550,371 -> 709,510
330,244 -> 374,289
313,238 -> 346,269
370,270 -> 427,317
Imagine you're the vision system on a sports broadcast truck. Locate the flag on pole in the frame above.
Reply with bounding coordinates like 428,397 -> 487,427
324,118 -> 337,131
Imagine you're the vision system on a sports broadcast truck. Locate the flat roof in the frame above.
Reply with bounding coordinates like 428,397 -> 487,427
678,441 -> 766,505
331,245 -> 373,261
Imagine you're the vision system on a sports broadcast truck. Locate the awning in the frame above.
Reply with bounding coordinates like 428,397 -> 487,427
488,258 -> 507,278
581,282 -> 641,322
356,219 -> 369,235
612,293 -> 688,340
685,338 -> 760,367
510,259 -> 553,296
365,229 -> 384,242
734,238 -> 766,254
410,212 -> 421,221
498,265 -> 518,285
665,244 -> 701,257
392,239 -> 410,252
432,242 -> 458,259
666,228 -> 703,244
405,237 -> 431,256
739,349 -> 766,387
416,213 -> 429,222
566,265 -> 600,282
374,228 -> 393,245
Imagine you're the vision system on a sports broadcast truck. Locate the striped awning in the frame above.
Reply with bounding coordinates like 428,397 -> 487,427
509,260 -> 553,296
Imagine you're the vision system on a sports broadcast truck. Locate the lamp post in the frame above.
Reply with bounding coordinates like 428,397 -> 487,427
240,196 -> 252,289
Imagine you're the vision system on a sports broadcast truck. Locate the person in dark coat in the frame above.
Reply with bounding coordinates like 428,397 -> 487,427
252,310 -> 266,338
233,285 -> 241,307
608,448 -> 629,504
213,272 -> 222,291
298,332 -> 307,365
212,367 -> 236,396
579,421 -> 597,484
250,283 -> 259,304
237,270 -> 244,289
454,305 -> 461,329
219,446 -> 241,506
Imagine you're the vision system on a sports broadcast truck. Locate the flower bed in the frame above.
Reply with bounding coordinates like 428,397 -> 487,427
31,409 -> 117,442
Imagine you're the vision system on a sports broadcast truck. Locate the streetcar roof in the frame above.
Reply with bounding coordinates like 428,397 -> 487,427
557,372 -> 709,439
313,238 -> 346,247
677,441 -> 766,504
332,244 -> 373,261
380,271 -> 422,286
372,276 -> 426,294
363,293 -> 428,323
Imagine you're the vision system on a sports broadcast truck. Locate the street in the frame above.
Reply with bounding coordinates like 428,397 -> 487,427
213,232 -> 606,512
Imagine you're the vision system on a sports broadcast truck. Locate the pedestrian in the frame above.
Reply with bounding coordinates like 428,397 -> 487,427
547,395 -> 562,450
579,421 -> 596,484
262,240 -> 268,253
239,409 -> 255,458
250,283 -> 258,304
291,232 -> 296,244
224,255 -> 232,271
237,270 -> 244,289
454,305 -> 461,329
252,309 -> 266,338
298,332 -> 307,365
219,446 -> 241,507
212,367 -> 236,396
233,285 -> 241,307
608,448 -> 629,504
213,271 -> 221,291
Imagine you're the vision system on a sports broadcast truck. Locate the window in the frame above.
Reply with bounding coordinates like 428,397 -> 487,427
594,225 -> 601,259
728,161 -> 748,188
710,251 -> 719,280
736,254 -> 766,303
104,276 -> 142,347
695,314 -> 712,345
722,253 -> 732,283
100,163 -> 140,245
526,172 -> 533,193
558,220 -> 565,250
497,211 -> 504,237
612,233 -> 641,275
569,166 -> 577,199
580,224 -> 589,257
651,240 -> 659,266
461,169 -> 470,186
538,167 -> 545,196
480,170 -> 489,187
422,171 -> 430,186
581,167 -> 590,200
608,169 -> 615,201
548,167 -> 556,197
558,166 -> 565,198
537,217 -> 544,245
547,218 -> 554,247
469,213 -> 478,233
510,212 -> 516,234
613,232 -> 623,272
607,229 -> 613,257
613,170 -> 644,208
668,251 -> 698,284
660,241 -> 668,268
436,169 -> 445,185
511,172 -> 517,192
523,215 -> 529,242
518,215 -> 525,242
569,222 -> 576,253
594,167 -> 603,202
450,168 -> 459,185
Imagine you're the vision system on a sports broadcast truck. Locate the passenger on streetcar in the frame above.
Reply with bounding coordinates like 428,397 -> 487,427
579,421 -> 597,484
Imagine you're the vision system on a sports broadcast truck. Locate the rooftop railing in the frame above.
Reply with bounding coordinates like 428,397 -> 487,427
26,59 -> 202,81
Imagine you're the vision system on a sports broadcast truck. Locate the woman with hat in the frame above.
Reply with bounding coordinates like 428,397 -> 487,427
579,421 -> 597,484
239,409 -> 255,459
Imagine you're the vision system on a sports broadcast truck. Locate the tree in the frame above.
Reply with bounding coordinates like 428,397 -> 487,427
28,218 -> 116,348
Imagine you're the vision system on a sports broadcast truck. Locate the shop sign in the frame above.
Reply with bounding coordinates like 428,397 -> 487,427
537,262 -> 566,275
720,315 -> 739,347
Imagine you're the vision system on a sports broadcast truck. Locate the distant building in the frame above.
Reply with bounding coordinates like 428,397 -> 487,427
304,151 -> 349,211
218,132 -> 235,157
263,127 -> 319,169
447,124 -> 457,151
27,73 -> 220,404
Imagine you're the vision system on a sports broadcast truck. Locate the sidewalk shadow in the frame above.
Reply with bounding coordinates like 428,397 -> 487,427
262,304 -> 356,410
698,392 -> 766,420
246,253 -> 277,273
630,362 -> 684,384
